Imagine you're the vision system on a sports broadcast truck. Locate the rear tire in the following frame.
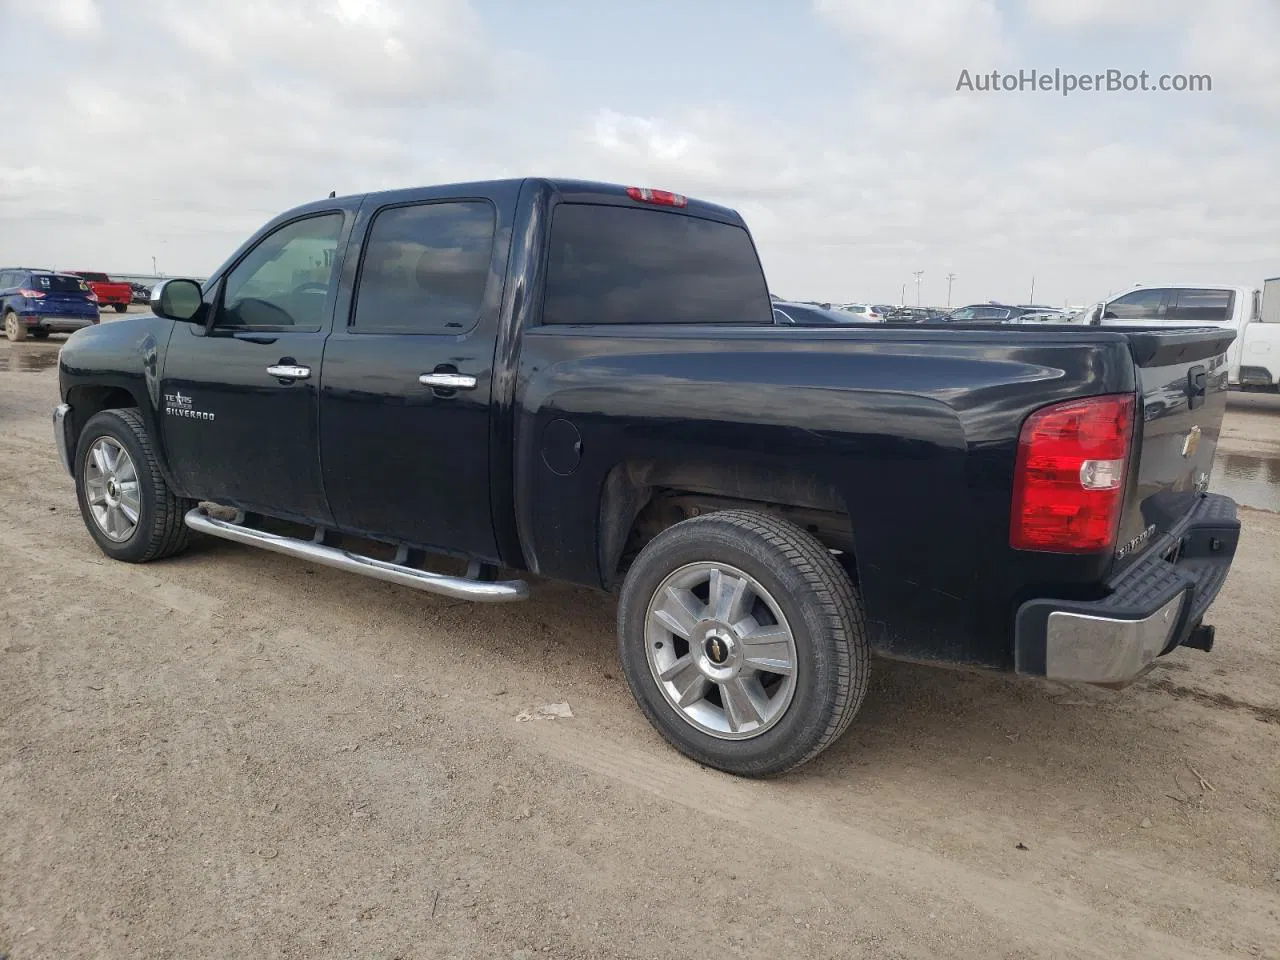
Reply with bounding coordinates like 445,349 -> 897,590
112,303 -> 128,313
30,329 -> 49,340
618,510 -> 869,777
4,310 -> 27,342
74,408 -> 193,563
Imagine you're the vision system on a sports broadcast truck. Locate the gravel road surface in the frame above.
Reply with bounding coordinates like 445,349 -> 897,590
2,333 -> 1278,959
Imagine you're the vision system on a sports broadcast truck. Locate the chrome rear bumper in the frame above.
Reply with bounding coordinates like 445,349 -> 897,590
1015,493 -> 1238,685
1043,592 -> 1184,683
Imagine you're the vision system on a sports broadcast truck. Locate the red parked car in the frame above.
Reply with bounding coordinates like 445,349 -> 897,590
71,271 -> 132,313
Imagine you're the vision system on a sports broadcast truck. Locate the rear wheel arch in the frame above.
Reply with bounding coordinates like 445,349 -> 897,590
599,458 -> 859,590
616,508 -> 870,775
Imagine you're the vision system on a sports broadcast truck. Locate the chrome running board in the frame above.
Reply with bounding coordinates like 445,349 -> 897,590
183,507 -> 529,602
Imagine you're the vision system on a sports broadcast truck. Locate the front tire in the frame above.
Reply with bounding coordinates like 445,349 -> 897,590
4,310 -> 27,341
30,328 -> 49,339
618,510 -> 869,777
74,408 -> 192,563
112,303 -> 128,313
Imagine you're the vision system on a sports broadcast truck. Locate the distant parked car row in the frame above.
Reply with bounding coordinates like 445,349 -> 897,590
938,304 -> 1074,323
770,299 -> 1076,327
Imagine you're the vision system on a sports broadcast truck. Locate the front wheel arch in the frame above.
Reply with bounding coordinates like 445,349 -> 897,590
64,384 -> 180,482
73,408 -> 192,563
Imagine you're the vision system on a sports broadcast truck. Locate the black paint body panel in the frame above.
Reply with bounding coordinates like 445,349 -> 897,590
56,177 -> 1237,673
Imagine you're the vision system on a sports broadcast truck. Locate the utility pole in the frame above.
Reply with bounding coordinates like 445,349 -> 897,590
900,282 -> 906,305
152,256 -> 157,276
912,270 -> 924,307
945,272 -> 956,307
1029,276 -> 1036,304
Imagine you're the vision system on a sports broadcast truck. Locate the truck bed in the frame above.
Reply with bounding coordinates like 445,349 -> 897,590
513,321 -> 1235,670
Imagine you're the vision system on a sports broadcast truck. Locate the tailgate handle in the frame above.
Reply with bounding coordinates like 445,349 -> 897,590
1187,365 -> 1207,410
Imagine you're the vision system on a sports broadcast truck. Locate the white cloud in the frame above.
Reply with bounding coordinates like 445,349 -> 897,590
6,0 -> 103,31
1181,0 -> 1280,112
1022,0 -> 1192,28
814,0 -> 1007,80
0,1 -> 1275,306
0,0 -> 532,274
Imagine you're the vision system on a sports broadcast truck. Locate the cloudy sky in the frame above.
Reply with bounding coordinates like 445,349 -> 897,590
1,0 -> 1277,307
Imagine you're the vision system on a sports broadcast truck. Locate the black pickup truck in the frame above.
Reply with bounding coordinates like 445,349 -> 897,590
53,178 -> 1240,776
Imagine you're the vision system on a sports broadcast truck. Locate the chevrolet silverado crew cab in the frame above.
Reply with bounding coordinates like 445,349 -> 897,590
53,179 -> 1240,776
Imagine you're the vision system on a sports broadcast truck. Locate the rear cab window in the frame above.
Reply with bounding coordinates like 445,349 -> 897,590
75,272 -> 111,283
542,204 -> 771,325
1167,288 -> 1236,323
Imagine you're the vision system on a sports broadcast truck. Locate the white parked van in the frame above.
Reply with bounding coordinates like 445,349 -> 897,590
1082,283 -> 1280,389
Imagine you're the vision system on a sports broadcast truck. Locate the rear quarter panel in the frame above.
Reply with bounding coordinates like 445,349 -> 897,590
514,325 -> 1139,669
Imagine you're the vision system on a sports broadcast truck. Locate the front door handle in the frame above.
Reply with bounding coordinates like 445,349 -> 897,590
267,364 -> 311,380
418,373 -> 477,390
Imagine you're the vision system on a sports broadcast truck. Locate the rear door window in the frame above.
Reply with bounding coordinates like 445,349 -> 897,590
1167,288 -> 1236,323
543,204 -> 771,325
351,200 -> 495,335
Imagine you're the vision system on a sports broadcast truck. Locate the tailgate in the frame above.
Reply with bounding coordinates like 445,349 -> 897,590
1113,328 -> 1236,573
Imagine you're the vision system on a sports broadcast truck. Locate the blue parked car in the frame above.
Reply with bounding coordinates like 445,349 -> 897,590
1,267 -> 100,341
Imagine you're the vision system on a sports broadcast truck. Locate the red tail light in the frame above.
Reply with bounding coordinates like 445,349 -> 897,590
626,186 -> 688,207
18,288 -> 46,299
87,291 -> 100,303
1010,394 -> 1135,553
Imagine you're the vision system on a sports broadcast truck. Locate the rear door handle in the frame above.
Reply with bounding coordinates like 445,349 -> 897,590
418,373 -> 477,390
267,364 -> 311,380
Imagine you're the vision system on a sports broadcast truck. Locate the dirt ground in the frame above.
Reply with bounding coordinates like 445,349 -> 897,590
2,332 -> 1278,960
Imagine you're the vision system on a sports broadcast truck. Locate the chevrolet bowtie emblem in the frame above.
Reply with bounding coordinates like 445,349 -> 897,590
1181,425 -> 1201,458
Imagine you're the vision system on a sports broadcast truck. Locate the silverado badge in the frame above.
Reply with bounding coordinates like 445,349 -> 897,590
1181,425 -> 1201,458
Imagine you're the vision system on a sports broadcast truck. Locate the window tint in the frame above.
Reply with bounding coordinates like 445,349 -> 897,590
352,201 -> 495,334
1106,288 -> 1166,320
543,204 -> 771,325
972,307 -> 1007,320
76,271 -> 111,282
949,307 -> 976,320
1167,288 -> 1235,323
0,272 -> 13,289
34,274 -> 91,294
220,213 -> 343,330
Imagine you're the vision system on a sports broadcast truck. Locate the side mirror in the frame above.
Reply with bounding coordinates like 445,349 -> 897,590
150,278 -> 204,323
